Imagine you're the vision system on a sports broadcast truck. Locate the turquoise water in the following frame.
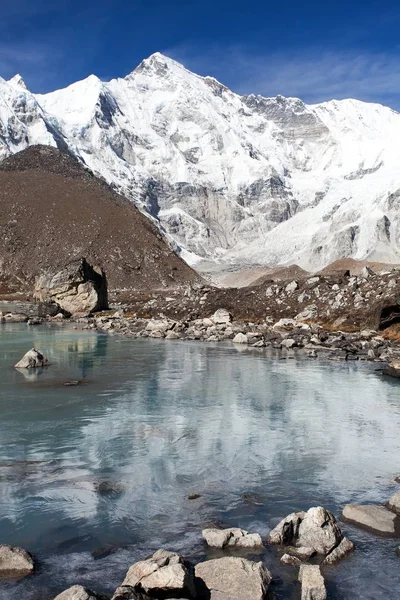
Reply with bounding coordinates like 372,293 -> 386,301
0,323 -> 399,599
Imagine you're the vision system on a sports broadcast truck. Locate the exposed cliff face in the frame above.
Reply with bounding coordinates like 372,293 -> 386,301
1,54 -> 400,271
0,146 -> 202,292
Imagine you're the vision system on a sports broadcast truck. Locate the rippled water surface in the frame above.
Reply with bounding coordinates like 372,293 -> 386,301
0,323 -> 399,599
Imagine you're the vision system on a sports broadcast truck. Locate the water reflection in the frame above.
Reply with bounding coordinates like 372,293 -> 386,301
0,325 -> 399,599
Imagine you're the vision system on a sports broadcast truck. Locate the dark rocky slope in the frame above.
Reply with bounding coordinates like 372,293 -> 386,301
0,145 -> 201,292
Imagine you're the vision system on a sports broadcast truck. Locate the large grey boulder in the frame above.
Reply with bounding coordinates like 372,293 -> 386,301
298,565 -> 327,600
342,504 -> 400,536
34,258 -> 108,317
211,309 -> 232,325
202,527 -> 263,549
53,585 -> 107,600
14,348 -> 49,369
268,507 -> 344,555
388,491 -> 400,515
0,544 -> 34,579
195,557 -> 271,600
119,549 -> 194,597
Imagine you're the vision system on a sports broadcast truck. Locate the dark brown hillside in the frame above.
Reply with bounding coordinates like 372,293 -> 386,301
0,146 -> 201,292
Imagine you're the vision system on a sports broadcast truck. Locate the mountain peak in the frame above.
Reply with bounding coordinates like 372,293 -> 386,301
128,52 -> 185,79
8,74 -> 27,90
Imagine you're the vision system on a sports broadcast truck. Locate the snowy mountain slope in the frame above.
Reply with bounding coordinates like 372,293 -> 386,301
1,52 -> 400,271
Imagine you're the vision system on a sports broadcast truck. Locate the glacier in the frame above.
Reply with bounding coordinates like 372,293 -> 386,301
1,52 -> 400,271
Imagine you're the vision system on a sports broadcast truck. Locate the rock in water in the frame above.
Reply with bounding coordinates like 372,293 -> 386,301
34,258 -> 108,317
322,537 -> 354,565
195,556 -> 271,600
202,527 -> 263,549
14,348 -> 49,369
53,585 -> 108,600
342,504 -> 400,536
299,565 -> 327,600
0,544 -> 34,579
388,491 -> 400,515
119,549 -> 194,597
268,506 -> 344,556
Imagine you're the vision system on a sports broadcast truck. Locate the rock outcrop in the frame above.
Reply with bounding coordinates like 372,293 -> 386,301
202,527 -> 263,549
14,348 -> 49,369
195,557 -> 271,600
342,504 -> 400,536
0,544 -> 34,579
34,258 -> 108,317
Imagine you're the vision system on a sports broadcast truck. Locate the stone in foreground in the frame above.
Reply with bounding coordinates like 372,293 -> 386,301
232,332 -> 248,344
387,491 -> 400,515
195,556 -> 271,600
299,565 -> 327,600
0,544 -> 34,579
120,549 -> 194,596
322,537 -> 354,565
53,585 -> 107,600
14,348 -> 49,369
383,361 -> 400,378
268,506 -> 343,555
342,504 -> 400,536
202,527 -> 263,549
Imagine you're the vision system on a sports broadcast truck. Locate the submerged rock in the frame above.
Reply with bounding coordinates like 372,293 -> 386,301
195,556 -> 271,600
14,348 -> 49,369
119,549 -> 194,597
342,504 -> 400,536
202,527 -> 263,549
0,544 -> 34,579
383,361 -> 400,378
53,585 -> 108,600
298,564 -> 327,600
1,313 -> 29,323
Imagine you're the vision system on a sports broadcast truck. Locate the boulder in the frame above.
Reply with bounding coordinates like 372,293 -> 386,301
53,585 -> 107,600
14,348 -> 49,369
34,258 -> 108,317
232,332 -> 248,344
297,507 -> 343,555
0,544 -> 34,579
322,537 -> 354,565
342,504 -> 400,536
145,319 -> 174,334
120,549 -> 194,597
298,565 -> 327,600
211,309 -> 232,325
195,557 -> 271,600
268,507 -> 343,555
268,511 -> 305,545
202,527 -> 263,549
388,491 -> 400,515
283,546 -> 315,561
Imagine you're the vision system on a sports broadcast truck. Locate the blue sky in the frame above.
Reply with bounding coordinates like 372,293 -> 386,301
2,0 -> 400,108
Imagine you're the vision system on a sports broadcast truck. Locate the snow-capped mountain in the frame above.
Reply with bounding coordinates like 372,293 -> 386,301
1,52 -> 400,271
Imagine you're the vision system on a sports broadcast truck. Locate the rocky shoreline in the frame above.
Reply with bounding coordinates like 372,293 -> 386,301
1,494 -> 399,599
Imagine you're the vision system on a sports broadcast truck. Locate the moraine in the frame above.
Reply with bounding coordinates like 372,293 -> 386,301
0,322 -> 399,599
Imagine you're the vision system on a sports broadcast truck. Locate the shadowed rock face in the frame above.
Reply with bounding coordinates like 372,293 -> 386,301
0,146 -> 202,293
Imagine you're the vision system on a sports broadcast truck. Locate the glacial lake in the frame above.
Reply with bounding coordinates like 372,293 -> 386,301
0,322 -> 399,599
